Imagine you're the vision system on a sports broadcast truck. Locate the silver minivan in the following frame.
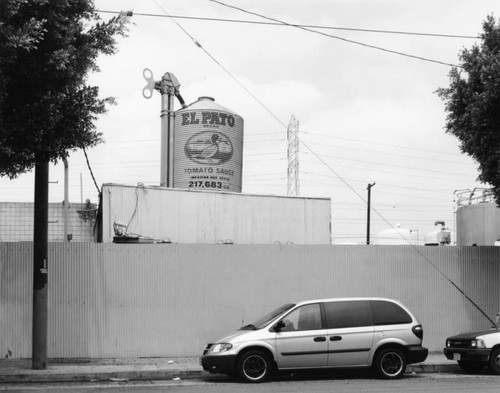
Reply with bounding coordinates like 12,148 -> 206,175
201,297 -> 428,382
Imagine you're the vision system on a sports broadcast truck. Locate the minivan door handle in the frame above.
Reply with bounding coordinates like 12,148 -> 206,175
313,336 -> 326,342
330,336 -> 342,341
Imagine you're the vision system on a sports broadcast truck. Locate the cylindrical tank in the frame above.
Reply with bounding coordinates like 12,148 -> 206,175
173,97 -> 243,192
456,203 -> 500,245
373,224 -> 419,245
423,229 -> 454,246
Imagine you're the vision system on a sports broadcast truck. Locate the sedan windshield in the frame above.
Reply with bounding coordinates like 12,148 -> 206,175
241,303 -> 295,330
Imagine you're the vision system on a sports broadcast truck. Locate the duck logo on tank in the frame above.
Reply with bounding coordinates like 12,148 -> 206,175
173,97 -> 244,193
185,131 -> 233,165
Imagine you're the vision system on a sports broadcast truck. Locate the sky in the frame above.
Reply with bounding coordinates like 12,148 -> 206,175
1,0 -> 499,244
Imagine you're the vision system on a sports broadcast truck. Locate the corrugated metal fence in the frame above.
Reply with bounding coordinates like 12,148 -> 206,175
1,243 -> 499,359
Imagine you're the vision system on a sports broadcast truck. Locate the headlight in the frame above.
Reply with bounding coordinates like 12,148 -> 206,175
470,339 -> 486,348
211,343 -> 233,353
446,340 -> 450,348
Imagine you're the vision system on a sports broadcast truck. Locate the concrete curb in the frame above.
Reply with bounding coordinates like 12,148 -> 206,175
408,363 -> 459,374
0,369 -> 204,384
0,363 -> 460,384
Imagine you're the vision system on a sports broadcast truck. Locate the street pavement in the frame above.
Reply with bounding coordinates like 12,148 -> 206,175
0,353 -> 459,384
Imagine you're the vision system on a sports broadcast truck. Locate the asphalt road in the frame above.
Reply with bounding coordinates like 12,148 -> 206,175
1,373 -> 500,393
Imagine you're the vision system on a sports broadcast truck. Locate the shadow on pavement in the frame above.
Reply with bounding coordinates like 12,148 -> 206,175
201,368 -> 428,384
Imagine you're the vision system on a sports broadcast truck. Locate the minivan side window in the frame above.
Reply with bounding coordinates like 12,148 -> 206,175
370,300 -> 413,325
280,303 -> 322,331
324,300 -> 372,329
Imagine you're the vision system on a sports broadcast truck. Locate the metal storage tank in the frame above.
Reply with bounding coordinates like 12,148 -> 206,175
173,97 -> 243,193
456,203 -> 500,246
373,224 -> 419,245
455,188 -> 500,246
423,228 -> 454,246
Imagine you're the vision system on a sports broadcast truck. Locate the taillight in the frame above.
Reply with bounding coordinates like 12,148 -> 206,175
412,324 -> 423,339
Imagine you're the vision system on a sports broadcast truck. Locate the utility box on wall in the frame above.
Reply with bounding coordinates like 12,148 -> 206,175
100,183 -> 331,244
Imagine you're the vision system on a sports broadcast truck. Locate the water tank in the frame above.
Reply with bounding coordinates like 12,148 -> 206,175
173,97 -> 244,192
456,203 -> 500,245
373,224 -> 418,245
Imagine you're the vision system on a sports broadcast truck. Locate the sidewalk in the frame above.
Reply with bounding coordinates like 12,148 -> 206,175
0,353 -> 458,384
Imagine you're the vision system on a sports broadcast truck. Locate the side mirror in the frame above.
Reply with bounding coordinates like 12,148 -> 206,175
273,320 -> 285,332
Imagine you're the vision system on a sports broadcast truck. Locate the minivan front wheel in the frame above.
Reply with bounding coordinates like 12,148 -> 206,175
374,348 -> 407,379
237,350 -> 271,383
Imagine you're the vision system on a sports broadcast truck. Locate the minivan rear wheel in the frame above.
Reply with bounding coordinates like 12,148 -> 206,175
237,350 -> 272,383
373,348 -> 407,379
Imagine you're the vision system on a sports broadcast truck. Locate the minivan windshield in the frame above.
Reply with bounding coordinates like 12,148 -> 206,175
240,303 -> 295,330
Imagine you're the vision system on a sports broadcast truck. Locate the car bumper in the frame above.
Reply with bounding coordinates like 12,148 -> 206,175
443,347 -> 491,362
406,345 -> 429,364
200,354 -> 237,375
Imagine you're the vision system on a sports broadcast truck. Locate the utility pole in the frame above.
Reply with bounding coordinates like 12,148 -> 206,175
366,182 -> 376,245
63,158 -> 69,242
32,159 -> 49,369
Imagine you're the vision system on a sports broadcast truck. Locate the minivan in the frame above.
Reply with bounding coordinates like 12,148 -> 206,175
201,297 -> 428,382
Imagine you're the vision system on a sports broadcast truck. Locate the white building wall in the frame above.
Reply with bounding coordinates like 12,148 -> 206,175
1,242 -> 499,359
101,184 -> 331,244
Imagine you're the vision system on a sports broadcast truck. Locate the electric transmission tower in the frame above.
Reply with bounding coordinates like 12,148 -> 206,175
287,115 -> 300,196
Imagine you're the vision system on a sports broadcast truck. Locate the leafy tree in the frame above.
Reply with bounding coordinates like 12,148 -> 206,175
0,0 -> 130,177
438,15 -> 500,206
0,0 -> 130,369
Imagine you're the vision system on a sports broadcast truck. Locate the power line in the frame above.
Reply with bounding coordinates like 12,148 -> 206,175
96,9 -> 480,39
300,157 -> 474,180
245,171 -> 284,177
301,132 -> 465,157
301,138 -> 472,166
121,1 -> 494,326
245,157 -> 286,163
301,173 -> 457,194
246,150 -> 285,156
331,205 -> 452,212
99,133 -> 463,158
301,152 -> 475,177
151,0 -> 289,131
208,0 -> 462,68
300,181 -> 455,202
81,148 -> 100,196
98,132 -> 470,167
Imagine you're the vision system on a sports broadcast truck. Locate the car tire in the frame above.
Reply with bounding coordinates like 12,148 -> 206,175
458,360 -> 484,373
237,350 -> 272,383
373,347 -> 407,379
489,348 -> 500,374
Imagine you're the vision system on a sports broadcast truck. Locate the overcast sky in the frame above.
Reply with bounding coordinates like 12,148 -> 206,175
1,0 -> 498,244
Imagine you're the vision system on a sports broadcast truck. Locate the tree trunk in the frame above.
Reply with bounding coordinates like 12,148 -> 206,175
32,160 -> 49,369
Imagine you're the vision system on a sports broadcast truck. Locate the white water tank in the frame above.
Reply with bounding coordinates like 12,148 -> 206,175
373,224 -> 419,245
456,203 -> 500,245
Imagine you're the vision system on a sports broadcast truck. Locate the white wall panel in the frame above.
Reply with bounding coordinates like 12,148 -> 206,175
101,184 -> 331,244
1,243 -> 499,359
